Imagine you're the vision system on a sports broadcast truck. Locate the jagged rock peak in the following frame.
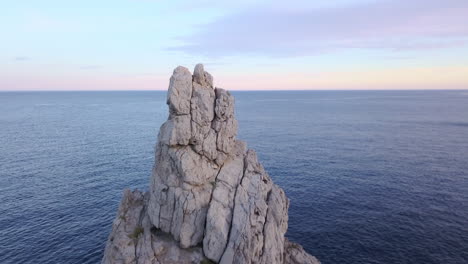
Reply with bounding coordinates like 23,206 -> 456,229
102,64 -> 320,264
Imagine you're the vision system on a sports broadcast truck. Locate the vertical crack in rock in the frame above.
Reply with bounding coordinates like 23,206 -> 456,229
260,189 -> 272,260
203,141 -> 246,262
102,64 -> 320,264
202,159 -> 226,241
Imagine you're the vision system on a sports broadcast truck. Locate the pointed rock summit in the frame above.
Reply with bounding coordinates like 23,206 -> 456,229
102,64 -> 320,264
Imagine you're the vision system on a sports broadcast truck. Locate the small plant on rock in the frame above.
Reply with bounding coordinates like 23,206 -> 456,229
128,226 -> 144,239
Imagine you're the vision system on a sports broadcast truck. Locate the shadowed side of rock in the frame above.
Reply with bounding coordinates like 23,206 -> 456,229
102,64 -> 320,264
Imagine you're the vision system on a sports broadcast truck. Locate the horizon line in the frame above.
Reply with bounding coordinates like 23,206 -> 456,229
1,88 -> 468,93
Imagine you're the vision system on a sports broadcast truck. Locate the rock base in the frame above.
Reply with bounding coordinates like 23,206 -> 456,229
103,190 -> 319,264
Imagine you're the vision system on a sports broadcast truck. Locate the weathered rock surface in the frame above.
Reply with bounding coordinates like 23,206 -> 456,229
102,64 -> 319,264
284,239 -> 321,264
102,189 -> 205,264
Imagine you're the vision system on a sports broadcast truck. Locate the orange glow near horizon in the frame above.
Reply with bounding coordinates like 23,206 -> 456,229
1,66 -> 467,91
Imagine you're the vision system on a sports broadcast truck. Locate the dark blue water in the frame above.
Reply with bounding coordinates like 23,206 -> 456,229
1,91 -> 467,264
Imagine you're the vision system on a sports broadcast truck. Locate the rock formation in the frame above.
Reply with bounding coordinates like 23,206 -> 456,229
102,64 -> 320,264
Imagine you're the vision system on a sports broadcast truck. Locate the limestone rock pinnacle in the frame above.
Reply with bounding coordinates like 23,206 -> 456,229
102,64 -> 320,264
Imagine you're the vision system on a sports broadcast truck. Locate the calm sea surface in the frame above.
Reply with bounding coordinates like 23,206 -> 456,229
1,91 -> 467,264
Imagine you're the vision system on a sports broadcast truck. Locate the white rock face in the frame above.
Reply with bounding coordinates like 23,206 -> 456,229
159,115 -> 191,146
190,82 -> 216,157
219,150 -> 279,264
102,64 -> 320,264
167,66 -> 192,116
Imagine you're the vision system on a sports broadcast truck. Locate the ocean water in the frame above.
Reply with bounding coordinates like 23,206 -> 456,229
1,90 -> 467,264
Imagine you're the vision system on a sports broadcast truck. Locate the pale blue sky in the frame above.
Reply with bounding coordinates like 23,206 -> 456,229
2,0 -> 468,90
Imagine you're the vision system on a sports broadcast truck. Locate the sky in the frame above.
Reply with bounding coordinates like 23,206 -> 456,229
1,0 -> 468,91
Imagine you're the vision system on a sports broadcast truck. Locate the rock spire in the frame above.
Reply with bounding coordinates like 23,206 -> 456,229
102,64 -> 320,264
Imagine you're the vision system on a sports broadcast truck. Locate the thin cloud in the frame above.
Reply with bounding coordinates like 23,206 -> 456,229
13,56 -> 31,61
169,0 -> 468,57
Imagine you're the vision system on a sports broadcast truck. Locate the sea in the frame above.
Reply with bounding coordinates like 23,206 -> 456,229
0,90 -> 467,264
